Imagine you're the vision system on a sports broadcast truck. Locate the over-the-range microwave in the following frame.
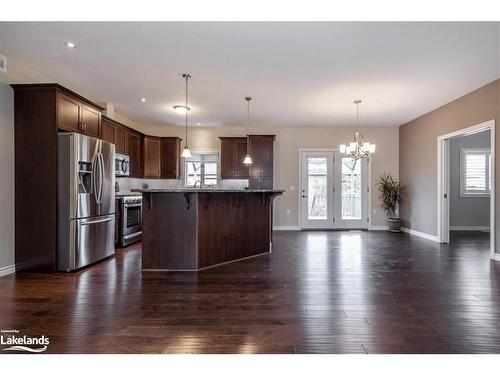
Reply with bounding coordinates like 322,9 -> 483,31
115,153 -> 130,177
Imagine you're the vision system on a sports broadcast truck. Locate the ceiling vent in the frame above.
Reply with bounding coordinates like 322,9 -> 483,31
0,55 -> 7,74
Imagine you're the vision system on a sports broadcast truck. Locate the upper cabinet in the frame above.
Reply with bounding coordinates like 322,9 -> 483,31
248,135 -> 275,189
127,132 -> 143,178
161,137 -> 182,179
143,136 -> 162,178
219,137 -> 249,179
56,90 -> 103,137
114,126 -> 128,154
100,117 -> 115,144
101,115 -> 128,154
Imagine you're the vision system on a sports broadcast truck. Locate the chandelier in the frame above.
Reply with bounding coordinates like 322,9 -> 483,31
339,100 -> 376,160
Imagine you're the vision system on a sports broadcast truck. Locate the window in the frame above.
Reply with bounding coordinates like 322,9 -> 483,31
185,153 -> 219,187
460,148 -> 491,196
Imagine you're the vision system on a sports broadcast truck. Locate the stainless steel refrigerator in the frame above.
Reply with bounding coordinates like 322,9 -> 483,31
57,133 -> 115,272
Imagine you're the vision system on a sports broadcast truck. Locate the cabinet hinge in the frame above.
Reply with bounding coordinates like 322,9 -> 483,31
367,217 -> 370,223
367,187 -> 370,193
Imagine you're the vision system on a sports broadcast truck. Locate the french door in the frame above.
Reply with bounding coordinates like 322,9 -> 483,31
334,153 -> 369,229
300,151 -> 369,230
300,152 -> 334,229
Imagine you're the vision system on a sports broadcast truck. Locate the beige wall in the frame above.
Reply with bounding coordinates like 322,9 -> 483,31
126,122 -> 399,228
399,79 -> 499,239
0,83 -> 15,274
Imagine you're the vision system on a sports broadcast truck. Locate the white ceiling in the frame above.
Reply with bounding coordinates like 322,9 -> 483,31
0,22 -> 498,128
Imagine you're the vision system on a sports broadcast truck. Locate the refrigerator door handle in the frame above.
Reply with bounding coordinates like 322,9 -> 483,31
97,153 -> 105,204
92,153 -> 99,205
81,216 -> 114,225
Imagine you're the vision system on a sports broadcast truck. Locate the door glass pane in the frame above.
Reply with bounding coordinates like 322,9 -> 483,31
186,162 -> 202,186
341,158 -> 362,220
307,157 -> 328,220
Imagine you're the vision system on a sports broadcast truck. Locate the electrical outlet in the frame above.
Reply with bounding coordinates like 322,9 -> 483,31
290,185 -> 296,191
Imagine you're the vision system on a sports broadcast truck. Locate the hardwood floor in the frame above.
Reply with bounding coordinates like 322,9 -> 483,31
1,230 -> 499,354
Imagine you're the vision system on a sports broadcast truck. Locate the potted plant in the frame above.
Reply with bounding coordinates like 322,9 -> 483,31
377,173 -> 405,232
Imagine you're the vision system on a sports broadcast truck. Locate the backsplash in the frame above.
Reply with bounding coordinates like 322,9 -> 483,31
116,178 -> 249,193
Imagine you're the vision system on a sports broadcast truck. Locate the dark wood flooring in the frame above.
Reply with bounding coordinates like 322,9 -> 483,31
1,230 -> 499,354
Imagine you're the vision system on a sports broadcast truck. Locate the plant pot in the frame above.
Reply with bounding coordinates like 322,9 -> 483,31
387,218 -> 403,233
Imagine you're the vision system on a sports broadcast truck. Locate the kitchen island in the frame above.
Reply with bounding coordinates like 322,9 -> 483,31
133,189 -> 284,271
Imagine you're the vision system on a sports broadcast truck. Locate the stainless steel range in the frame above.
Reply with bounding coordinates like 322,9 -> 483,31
119,195 -> 142,246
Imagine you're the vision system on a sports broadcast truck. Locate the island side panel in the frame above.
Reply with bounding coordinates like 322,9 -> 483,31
142,192 -> 198,270
196,193 -> 271,268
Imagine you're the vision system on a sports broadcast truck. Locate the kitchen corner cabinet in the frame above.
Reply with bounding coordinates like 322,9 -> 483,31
248,135 -> 275,189
161,137 -> 182,179
57,92 -> 102,138
219,137 -> 249,179
127,132 -> 143,178
143,136 -> 162,178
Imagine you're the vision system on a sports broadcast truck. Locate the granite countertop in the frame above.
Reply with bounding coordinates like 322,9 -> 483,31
131,188 -> 285,193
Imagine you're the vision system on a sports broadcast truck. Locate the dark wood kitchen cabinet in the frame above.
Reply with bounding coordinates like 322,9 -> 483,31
101,115 -> 129,154
127,132 -> 143,178
11,83 -> 105,273
57,91 -> 102,138
114,126 -> 128,154
100,118 -> 115,144
219,137 -> 249,179
248,135 -> 275,189
161,137 -> 182,179
143,136 -> 162,178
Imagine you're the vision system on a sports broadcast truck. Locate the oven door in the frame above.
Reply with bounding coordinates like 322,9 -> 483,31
122,203 -> 142,236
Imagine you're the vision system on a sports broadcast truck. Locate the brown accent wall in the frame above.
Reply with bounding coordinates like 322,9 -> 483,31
399,79 -> 499,245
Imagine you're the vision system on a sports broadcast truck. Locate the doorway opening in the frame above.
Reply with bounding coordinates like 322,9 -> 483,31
437,120 -> 496,260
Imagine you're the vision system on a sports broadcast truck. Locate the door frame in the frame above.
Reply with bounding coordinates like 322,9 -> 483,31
298,148 -> 372,230
436,119 -> 496,260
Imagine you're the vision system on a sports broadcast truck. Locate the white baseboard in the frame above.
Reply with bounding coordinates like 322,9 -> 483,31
273,226 -> 300,231
401,227 -> 439,242
369,226 -> 389,231
0,264 -> 15,277
450,226 -> 490,231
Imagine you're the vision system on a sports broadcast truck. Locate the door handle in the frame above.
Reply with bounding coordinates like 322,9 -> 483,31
302,195 -> 308,198
81,216 -> 113,225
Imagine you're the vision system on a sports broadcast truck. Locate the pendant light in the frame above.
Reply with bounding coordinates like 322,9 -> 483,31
339,100 -> 376,160
178,73 -> 192,158
243,96 -> 253,166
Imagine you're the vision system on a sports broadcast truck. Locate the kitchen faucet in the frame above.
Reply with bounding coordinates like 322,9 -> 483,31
194,180 -> 202,188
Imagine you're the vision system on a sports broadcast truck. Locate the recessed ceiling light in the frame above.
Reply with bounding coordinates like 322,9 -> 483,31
65,41 -> 76,48
197,123 -> 201,126
140,98 -> 146,103
173,105 -> 190,115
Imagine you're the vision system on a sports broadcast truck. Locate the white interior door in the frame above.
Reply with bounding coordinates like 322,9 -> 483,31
300,152 -> 334,229
334,153 -> 369,229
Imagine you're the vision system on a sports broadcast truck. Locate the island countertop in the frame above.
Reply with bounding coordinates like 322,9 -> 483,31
132,188 -> 285,193
139,188 -> 283,271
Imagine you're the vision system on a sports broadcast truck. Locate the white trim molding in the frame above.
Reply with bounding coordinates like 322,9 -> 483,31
437,119 -> 496,260
401,227 -> 439,242
273,226 -> 300,231
0,264 -> 15,277
450,226 -> 490,231
369,226 -> 389,231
